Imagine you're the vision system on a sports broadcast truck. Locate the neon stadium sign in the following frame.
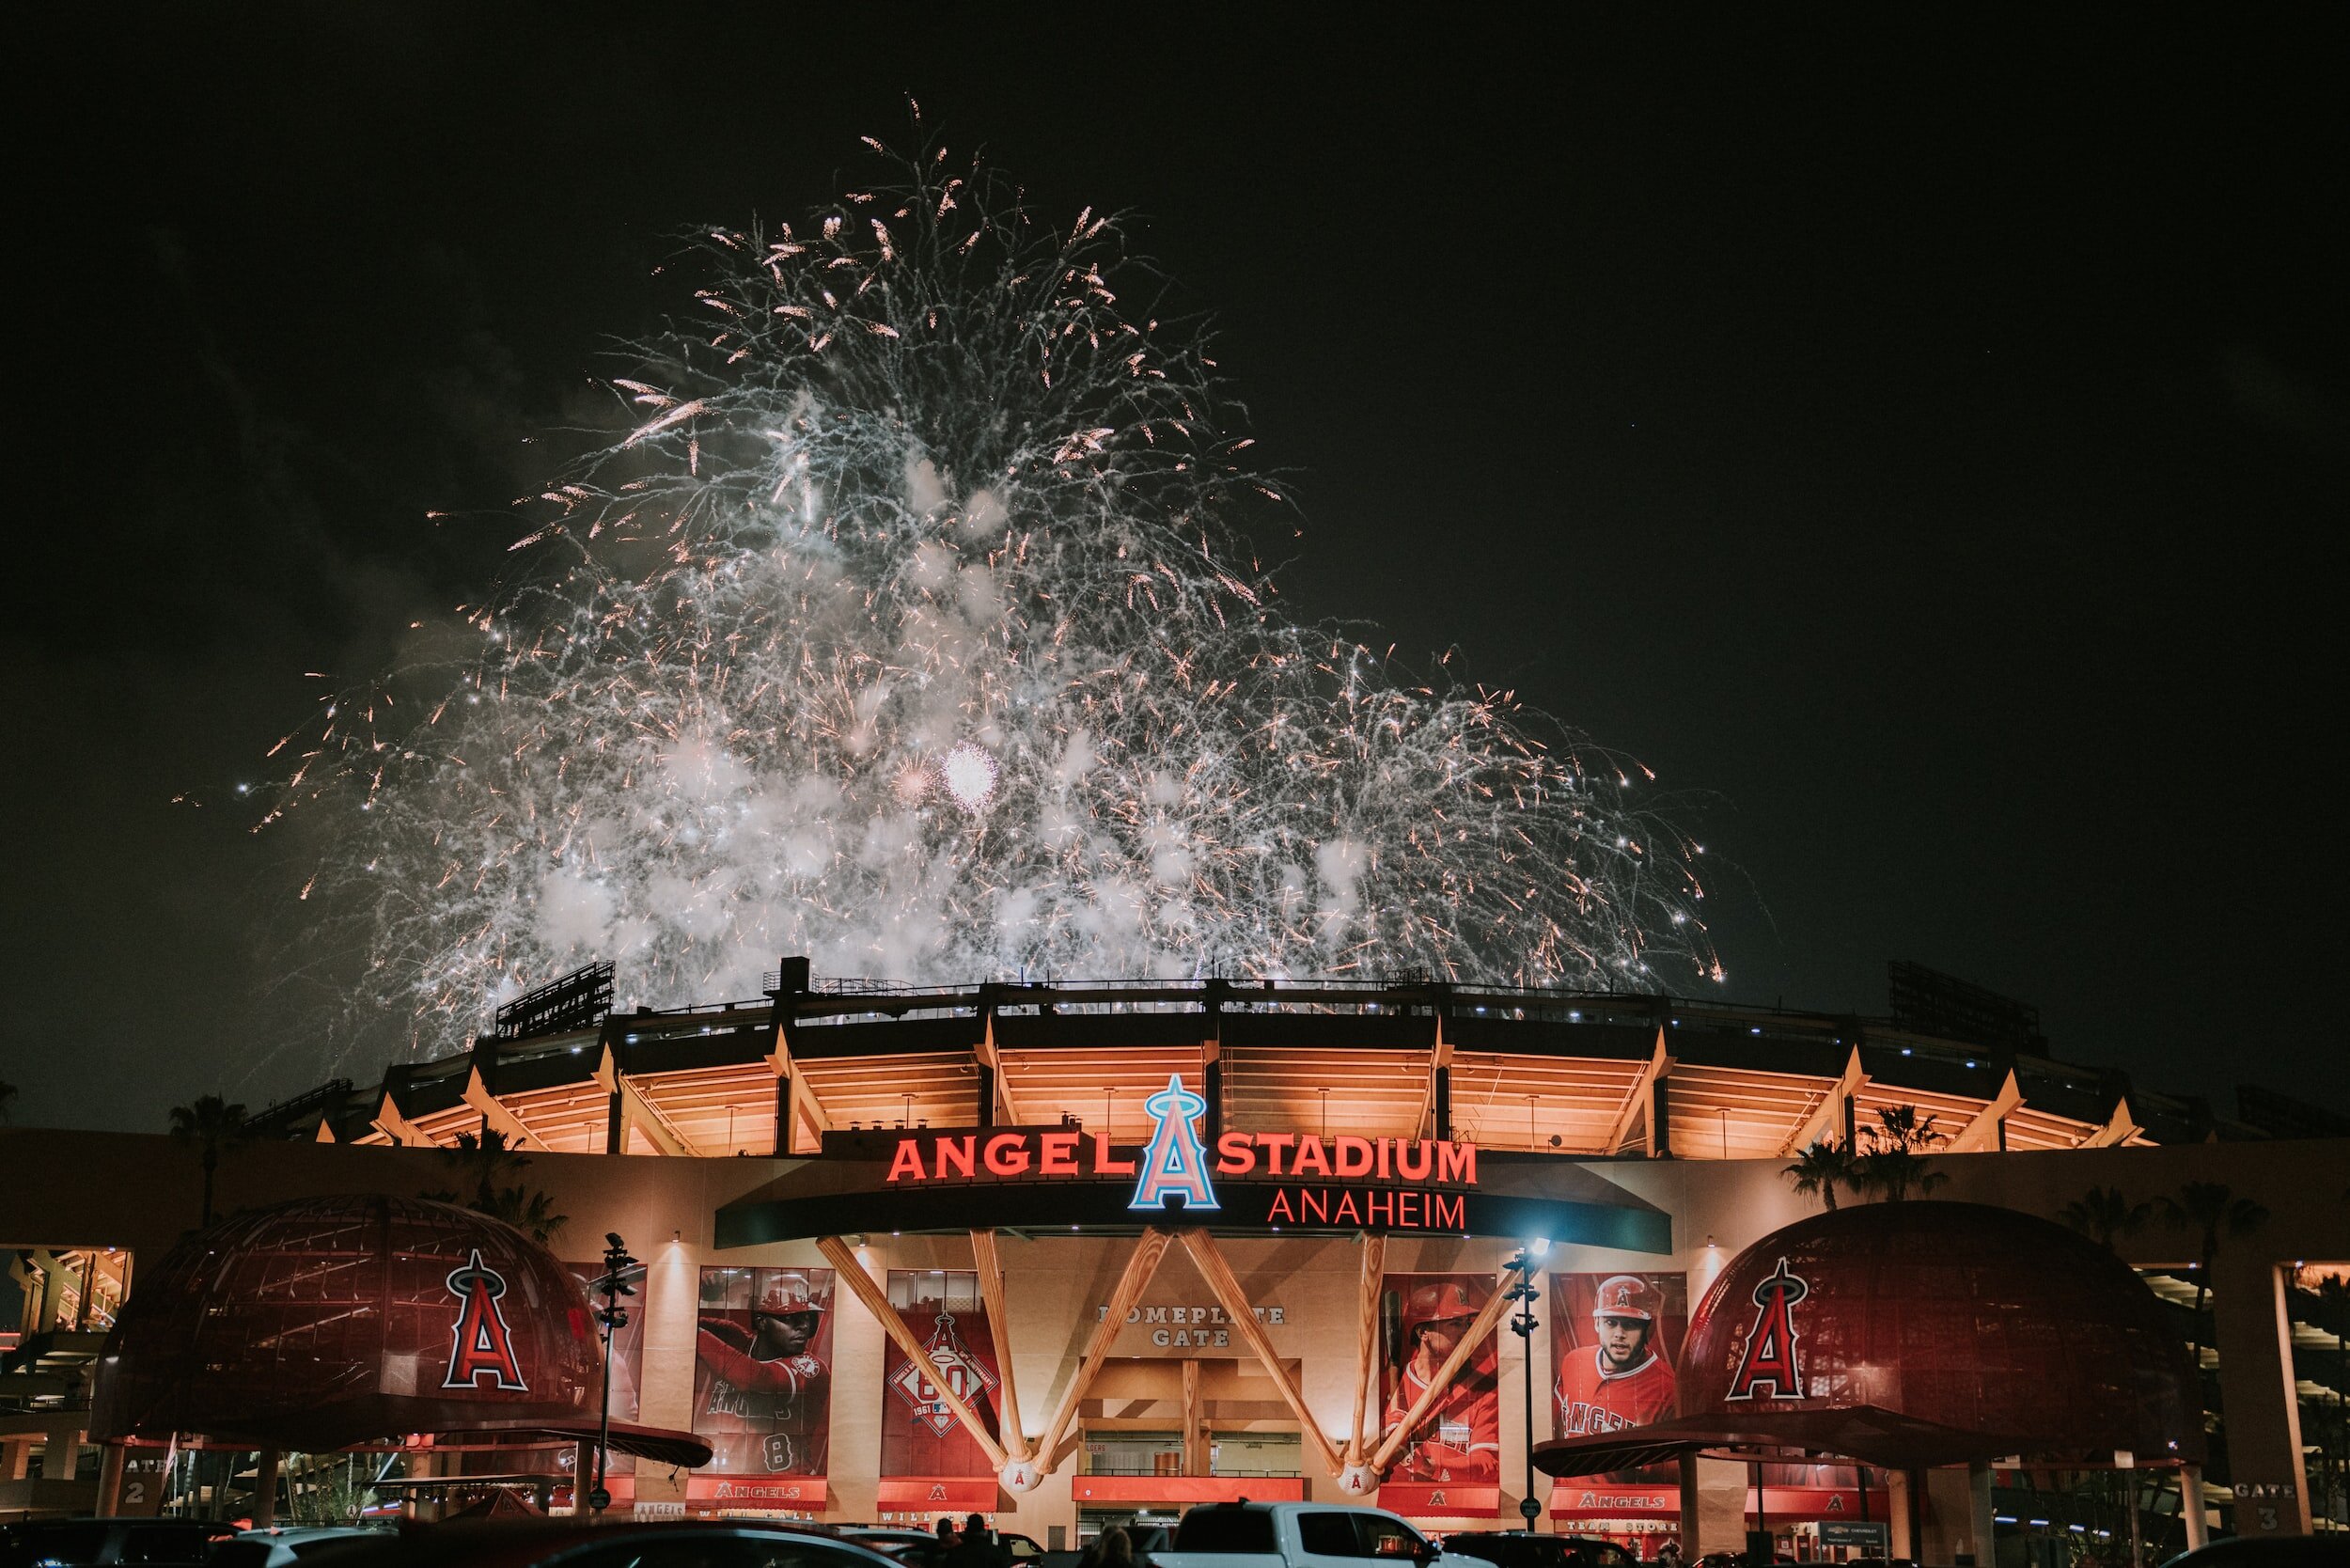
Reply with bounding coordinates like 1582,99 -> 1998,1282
882,1074 -> 1480,1230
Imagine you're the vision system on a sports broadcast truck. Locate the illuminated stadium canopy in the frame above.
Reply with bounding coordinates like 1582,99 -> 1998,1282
279,971 -> 2208,1168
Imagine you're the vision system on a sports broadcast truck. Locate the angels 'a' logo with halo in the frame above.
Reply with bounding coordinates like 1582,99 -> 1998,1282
1722,1257 -> 1809,1402
1129,1074 -> 1218,1212
442,1248 -> 529,1392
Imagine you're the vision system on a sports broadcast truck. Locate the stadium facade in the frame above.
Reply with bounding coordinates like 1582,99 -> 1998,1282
5,964 -> 2347,1561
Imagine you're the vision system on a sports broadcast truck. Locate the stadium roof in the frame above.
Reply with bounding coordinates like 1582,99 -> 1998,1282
240,976 -> 2304,1162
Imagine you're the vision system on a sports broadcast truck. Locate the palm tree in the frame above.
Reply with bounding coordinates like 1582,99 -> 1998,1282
2158,1181 -> 2270,1388
1849,1105 -> 1949,1202
432,1128 -> 533,1201
423,1129 -> 569,1243
1782,1139 -> 1855,1211
484,1185 -> 569,1245
2060,1184 -> 2153,1252
167,1094 -> 252,1227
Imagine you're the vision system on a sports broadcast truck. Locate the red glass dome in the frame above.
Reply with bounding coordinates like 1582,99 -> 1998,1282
1680,1201 -> 2201,1463
92,1195 -> 601,1450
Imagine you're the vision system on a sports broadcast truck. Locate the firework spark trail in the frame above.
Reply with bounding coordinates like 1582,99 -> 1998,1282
261,139 -> 1722,1067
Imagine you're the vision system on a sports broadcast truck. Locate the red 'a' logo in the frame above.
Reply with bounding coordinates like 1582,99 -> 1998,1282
1723,1256 -> 1809,1402
443,1248 -> 529,1391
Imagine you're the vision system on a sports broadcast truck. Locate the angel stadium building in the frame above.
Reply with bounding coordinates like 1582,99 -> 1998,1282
5,959 -> 2347,1564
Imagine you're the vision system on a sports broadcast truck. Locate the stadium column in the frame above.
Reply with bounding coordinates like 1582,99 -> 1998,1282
1203,978 -> 1226,1145
2181,1466 -> 2209,1547
1886,1470 -> 1914,1559
601,1016 -> 630,1155
1204,1049 -> 1224,1147
94,1441 -> 124,1515
976,990 -> 1002,1130
1418,1001 -> 1454,1142
1652,1069 -> 1674,1159
633,1230 -> 700,1512
1678,1451 -> 1746,1556
1183,1356 -> 1208,1476
1969,1461 -> 1997,1566
38,1412 -> 79,1484
764,957 -> 813,1156
2214,1256 -> 2313,1536
1920,1465 -> 1984,1563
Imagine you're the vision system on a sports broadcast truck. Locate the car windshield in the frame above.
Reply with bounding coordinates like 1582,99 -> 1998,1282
1172,1513 -> 1277,1553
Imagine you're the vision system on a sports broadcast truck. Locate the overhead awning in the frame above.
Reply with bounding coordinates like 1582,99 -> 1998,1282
715,1144 -> 1670,1252
463,1419 -> 714,1469
1534,1403 -> 2053,1476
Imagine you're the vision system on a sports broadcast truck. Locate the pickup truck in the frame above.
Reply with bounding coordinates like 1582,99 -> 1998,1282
1152,1500 -> 1492,1568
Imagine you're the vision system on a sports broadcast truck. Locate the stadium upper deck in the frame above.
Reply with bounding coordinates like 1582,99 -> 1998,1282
258,966 -> 2323,1163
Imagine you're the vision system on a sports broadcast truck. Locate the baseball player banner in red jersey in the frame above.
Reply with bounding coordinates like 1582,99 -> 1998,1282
1547,1271 -> 1685,1512
694,1266 -> 836,1480
1550,1271 -> 1685,1440
881,1269 -> 1006,1480
1378,1272 -> 1502,1501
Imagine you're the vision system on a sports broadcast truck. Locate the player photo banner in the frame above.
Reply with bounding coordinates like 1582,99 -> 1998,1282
881,1269 -> 1006,1478
694,1266 -> 836,1477
1550,1271 -> 1685,1439
566,1261 -> 647,1475
1377,1272 -> 1500,1486
1543,1270 -> 1685,1504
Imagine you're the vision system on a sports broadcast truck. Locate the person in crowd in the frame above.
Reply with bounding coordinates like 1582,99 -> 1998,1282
945,1513 -> 1010,1568
1080,1526 -> 1136,1568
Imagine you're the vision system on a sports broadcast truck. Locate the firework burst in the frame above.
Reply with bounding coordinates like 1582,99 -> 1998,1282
259,136 -> 1722,1066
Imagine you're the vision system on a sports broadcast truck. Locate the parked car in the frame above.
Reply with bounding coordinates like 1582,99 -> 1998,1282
207,1527 -> 395,1566
838,1532 -> 947,1562
0,1517 -> 239,1566
2160,1539 -> 2350,1566
1438,1532 -> 1636,1568
203,1519 -> 909,1568
840,1527 -> 1047,1568
1152,1501 -> 1488,1568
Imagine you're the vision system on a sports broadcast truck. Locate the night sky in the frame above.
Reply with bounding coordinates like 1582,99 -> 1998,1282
7,8 -> 2343,1133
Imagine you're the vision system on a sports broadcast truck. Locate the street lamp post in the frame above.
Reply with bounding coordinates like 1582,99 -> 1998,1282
1505,1244 -> 1547,1530
589,1231 -> 641,1517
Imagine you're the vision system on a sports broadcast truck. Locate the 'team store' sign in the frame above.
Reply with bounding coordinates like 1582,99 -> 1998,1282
715,1075 -> 1673,1254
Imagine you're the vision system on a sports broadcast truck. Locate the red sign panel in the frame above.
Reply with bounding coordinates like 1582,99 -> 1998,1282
1379,1483 -> 1500,1517
1552,1483 -> 1680,1518
1069,1476 -> 1306,1504
1549,1484 -> 1886,1521
685,1474 -> 830,1505
1752,1487 -> 1886,1520
876,1478 -> 1003,1511
881,1270 -> 1005,1481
